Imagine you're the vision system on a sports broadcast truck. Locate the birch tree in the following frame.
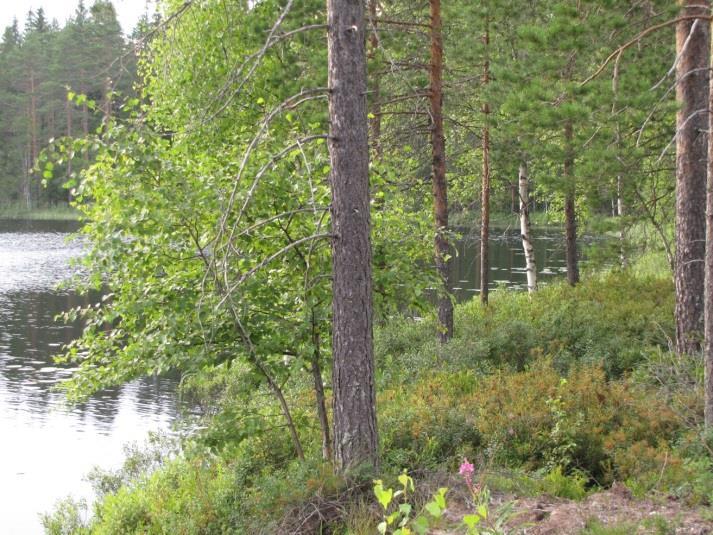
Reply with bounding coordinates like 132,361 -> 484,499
519,162 -> 537,293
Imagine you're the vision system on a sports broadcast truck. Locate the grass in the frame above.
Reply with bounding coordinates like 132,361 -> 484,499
0,202 -> 79,220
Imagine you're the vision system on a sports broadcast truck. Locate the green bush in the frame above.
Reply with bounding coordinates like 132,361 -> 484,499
377,272 -> 674,381
40,497 -> 89,535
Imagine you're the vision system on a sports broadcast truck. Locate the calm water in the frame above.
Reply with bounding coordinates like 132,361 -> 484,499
0,219 -> 569,533
0,220 -> 184,534
449,227 -> 568,300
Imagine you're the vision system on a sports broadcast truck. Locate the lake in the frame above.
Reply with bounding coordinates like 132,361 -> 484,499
0,219 -> 569,533
449,226 -> 568,300
0,220 -> 185,534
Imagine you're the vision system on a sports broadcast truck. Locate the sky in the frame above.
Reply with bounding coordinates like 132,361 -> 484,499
0,0 -> 156,36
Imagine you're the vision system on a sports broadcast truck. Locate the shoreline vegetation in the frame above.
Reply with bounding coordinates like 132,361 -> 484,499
42,249 -> 713,534
0,203 -> 79,221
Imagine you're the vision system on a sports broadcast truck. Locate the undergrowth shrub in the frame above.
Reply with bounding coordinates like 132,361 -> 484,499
376,272 -> 674,381
380,360 -> 682,486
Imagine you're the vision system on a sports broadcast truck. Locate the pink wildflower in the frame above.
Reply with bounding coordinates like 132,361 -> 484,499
459,458 -> 475,492
459,459 -> 475,478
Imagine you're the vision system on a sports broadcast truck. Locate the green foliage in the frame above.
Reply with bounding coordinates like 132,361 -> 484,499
46,269 -> 713,533
485,467 -> 587,501
35,0 -> 706,532
373,471 -> 447,535
378,272 -> 674,382
40,497 -> 89,535
581,519 -> 640,535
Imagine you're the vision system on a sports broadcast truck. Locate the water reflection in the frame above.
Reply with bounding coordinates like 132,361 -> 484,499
0,219 -> 185,534
449,228 -> 569,301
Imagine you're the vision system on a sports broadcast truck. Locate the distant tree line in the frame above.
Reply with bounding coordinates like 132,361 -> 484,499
0,0 -> 140,208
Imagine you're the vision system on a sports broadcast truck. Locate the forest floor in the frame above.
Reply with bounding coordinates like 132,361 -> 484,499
434,481 -> 713,534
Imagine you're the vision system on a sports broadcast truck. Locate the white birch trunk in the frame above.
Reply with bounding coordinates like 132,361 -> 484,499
617,174 -> 628,268
519,163 -> 537,293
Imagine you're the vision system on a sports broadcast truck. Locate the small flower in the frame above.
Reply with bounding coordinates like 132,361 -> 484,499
459,458 -> 480,496
459,458 -> 475,478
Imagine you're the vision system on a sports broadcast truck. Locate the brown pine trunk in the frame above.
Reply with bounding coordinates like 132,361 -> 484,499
66,97 -> 73,202
328,0 -> 378,472
429,0 -> 453,341
480,19 -> 491,305
704,22 -> 713,429
675,0 -> 709,355
564,120 -> 579,286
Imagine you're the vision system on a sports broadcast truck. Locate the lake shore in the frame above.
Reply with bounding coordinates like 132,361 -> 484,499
0,203 -> 80,221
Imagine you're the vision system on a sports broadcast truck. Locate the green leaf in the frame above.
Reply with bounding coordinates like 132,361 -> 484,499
463,514 -> 481,528
373,480 -> 393,510
424,501 -> 442,518
399,503 -> 412,517
412,516 -> 429,535
386,511 -> 399,525
434,487 -> 448,509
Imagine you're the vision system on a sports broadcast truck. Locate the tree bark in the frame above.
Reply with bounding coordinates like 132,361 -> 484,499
704,23 -> 713,430
66,97 -> 73,202
564,120 -> 579,286
328,0 -> 378,472
480,19 -> 491,305
675,0 -> 709,355
519,162 -> 537,294
429,0 -> 453,341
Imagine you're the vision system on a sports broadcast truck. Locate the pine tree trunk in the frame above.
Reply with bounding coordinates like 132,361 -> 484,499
675,0 -> 709,355
29,68 -> 38,208
564,120 -> 579,286
480,19 -> 491,305
519,162 -> 537,293
429,0 -> 453,341
66,98 -> 73,203
328,0 -> 378,472
704,23 -> 713,430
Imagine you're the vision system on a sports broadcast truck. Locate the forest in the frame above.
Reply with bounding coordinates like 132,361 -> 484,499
28,0 -> 713,533
0,1 -> 139,210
